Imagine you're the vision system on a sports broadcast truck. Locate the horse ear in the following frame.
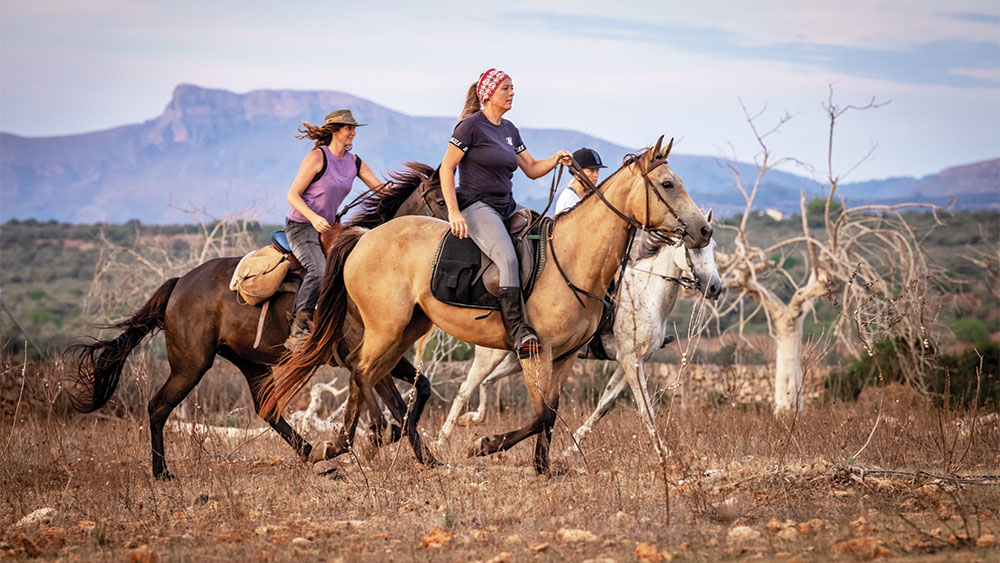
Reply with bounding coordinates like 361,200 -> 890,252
663,137 -> 674,159
706,208 -> 713,223
652,135 -> 664,157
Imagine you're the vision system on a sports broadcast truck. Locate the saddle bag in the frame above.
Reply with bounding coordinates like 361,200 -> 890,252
229,245 -> 291,306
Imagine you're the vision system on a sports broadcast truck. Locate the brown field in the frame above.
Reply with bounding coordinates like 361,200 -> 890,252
2,360 -> 998,562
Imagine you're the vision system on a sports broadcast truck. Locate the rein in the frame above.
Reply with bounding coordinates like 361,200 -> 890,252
334,182 -> 393,222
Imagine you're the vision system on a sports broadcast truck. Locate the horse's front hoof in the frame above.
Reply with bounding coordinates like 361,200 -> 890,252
456,411 -> 485,427
420,448 -> 442,468
154,470 -> 175,481
467,436 -> 490,457
312,460 -> 344,479
548,459 -> 568,477
307,441 -> 337,463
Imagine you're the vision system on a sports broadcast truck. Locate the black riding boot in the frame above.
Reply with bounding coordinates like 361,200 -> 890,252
284,310 -> 313,352
498,287 -> 540,358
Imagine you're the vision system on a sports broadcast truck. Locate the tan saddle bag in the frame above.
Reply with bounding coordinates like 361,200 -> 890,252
229,245 -> 290,306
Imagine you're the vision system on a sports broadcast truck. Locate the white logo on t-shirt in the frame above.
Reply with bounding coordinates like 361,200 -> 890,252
506,137 -> 513,146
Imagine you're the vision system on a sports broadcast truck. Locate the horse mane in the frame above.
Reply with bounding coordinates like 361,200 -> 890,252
345,161 -> 435,228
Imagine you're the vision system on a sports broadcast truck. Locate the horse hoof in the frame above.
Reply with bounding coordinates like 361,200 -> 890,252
312,460 -> 344,479
549,459 -> 569,477
307,441 -> 336,463
421,449 -> 442,468
154,470 -> 175,481
467,436 -> 489,458
456,412 -> 484,427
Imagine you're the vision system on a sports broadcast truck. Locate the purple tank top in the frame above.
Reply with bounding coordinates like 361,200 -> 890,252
286,145 -> 357,223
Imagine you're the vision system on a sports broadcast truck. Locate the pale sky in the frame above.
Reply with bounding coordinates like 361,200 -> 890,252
2,0 -> 998,182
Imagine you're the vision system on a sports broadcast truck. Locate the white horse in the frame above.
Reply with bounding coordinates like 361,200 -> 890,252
436,222 -> 721,452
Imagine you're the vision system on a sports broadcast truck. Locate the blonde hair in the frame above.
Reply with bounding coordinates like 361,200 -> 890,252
458,81 -> 481,122
295,121 -> 347,150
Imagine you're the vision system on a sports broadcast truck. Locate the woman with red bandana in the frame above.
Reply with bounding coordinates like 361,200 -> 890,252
440,69 -> 572,358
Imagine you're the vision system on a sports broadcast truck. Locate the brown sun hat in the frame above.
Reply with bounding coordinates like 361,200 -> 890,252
323,109 -> 367,127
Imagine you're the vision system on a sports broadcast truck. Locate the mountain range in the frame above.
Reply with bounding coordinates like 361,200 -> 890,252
2,84 -> 997,225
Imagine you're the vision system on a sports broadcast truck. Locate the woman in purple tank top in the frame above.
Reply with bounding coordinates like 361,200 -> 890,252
284,109 -> 383,351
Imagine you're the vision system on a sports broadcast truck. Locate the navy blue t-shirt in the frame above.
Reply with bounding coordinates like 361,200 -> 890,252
449,111 -> 526,216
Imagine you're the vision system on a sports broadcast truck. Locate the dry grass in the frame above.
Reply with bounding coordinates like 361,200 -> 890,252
2,360 -> 999,561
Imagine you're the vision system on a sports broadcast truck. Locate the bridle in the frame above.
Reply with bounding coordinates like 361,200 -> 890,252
547,146 -> 692,305
567,150 -> 689,244
545,146 -> 696,362
418,180 -> 444,218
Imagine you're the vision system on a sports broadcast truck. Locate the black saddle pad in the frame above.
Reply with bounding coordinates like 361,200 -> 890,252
430,218 -> 550,309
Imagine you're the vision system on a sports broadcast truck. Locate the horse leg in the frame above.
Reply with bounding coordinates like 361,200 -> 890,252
148,352 -> 214,480
468,350 -> 570,475
566,365 -> 628,454
438,347 -> 510,445
621,353 -> 665,453
533,356 -> 575,475
336,319 -> 433,462
383,358 -> 438,465
225,354 -> 313,461
370,377 -> 403,446
478,350 -> 523,419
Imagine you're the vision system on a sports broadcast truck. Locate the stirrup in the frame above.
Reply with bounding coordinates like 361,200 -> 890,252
516,329 -> 541,359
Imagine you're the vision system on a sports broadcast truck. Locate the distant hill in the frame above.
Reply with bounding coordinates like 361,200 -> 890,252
1,84 -> 996,224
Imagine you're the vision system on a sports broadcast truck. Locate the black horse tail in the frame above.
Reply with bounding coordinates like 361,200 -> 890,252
67,278 -> 178,413
262,227 -> 366,418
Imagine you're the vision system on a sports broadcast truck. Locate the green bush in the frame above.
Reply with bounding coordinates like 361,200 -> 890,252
826,339 -> 999,408
953,318 -> 989,343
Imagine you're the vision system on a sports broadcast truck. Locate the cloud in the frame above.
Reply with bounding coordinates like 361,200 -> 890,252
504,10 -> 999,88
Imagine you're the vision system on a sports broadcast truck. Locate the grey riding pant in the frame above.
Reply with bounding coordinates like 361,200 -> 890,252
285,219 -> 325,314
463,201 -> 521,287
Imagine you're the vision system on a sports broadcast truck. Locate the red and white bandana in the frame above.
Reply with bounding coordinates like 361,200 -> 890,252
477,68 -> 509,103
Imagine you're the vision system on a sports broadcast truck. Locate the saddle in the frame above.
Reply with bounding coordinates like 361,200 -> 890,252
430,209 -> 550,310
227,228 -> 339,349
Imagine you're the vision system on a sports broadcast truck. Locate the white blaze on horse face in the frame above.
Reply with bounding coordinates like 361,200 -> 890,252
687,239 -> 722,298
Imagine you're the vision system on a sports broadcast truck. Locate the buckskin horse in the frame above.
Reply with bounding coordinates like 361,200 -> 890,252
264,137 -> 713,474
69,163 -> 447,480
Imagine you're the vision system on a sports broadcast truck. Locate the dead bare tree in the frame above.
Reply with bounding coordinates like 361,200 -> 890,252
83,203 -> 262,324
717,87 -> 941,411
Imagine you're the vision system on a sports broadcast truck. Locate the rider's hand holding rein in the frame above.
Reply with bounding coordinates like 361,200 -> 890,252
516,149 -> 573,179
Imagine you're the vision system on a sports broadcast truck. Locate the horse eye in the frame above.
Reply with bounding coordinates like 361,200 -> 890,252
661,180 -> 674,190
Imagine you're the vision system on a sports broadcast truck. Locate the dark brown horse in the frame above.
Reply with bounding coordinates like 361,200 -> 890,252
70,163 -> 446,480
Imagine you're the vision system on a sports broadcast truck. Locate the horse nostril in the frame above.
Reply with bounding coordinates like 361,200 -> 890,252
700,225 -> 713,240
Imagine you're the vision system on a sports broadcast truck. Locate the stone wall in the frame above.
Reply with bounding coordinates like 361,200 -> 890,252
428,360 -> 828,409
643,363 -> 828,407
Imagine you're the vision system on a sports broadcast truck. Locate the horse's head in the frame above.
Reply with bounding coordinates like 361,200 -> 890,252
626,137 -> 712,249
674,209 -> 721,299
420,167 -> 448,220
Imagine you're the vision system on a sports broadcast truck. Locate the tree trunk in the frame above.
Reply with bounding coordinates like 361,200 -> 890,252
773,313 -> 805,411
